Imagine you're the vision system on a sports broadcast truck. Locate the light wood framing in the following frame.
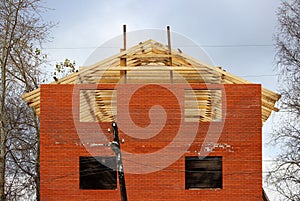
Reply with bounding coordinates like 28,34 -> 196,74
22,39 -> 280,123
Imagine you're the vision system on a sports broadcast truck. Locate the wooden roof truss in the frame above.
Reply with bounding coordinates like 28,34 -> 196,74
22,39 -> 280,123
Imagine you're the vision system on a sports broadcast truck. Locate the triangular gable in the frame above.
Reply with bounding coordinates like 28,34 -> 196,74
22,39 -> 280,122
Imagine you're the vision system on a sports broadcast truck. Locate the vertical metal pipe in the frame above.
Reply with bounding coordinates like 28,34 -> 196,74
111,122 -> 127,201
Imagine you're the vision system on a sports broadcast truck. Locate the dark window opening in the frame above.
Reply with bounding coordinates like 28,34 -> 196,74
80,156 -> 117,190
185,156 -> 222,189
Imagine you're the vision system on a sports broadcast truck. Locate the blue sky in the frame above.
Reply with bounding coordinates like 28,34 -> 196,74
41,0 -> 283,199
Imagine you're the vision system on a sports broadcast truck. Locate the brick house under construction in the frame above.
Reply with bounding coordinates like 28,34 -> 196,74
23,34 -> 279,200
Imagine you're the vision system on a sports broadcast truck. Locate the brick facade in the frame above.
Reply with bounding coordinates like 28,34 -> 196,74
40,83 -> 262,201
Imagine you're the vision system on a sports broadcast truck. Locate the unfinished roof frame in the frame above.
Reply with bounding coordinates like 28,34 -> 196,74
22,26 -> 280,123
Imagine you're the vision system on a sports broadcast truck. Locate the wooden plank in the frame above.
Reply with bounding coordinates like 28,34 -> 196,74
21,39 -> 280,123
22,88 -> 40,101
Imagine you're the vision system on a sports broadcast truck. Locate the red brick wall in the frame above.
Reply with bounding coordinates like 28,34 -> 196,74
40,84 -> 262,201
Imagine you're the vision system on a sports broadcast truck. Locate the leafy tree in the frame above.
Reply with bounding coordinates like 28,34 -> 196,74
0,0 -> 53,200
267,0 -> 300,200
53,58 -> 76,80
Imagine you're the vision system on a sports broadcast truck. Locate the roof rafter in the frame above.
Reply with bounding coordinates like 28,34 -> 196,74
22,39 -> 280,123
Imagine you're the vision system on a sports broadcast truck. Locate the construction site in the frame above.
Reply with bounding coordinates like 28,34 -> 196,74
22,26 -> 279,201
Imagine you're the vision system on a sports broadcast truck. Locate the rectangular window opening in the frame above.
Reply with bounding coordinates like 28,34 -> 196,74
184,89 -> 222,122
185,156 -> 222,189
79,156 -> 117,190
80,89 -> 116,122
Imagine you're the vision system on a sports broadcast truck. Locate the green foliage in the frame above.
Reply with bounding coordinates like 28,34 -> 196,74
53,58 -> 77,79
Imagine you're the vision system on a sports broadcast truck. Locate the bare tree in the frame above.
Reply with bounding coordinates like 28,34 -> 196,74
267,0 -> 300,200
0,0 -> 52,200
4,87 -> 38,200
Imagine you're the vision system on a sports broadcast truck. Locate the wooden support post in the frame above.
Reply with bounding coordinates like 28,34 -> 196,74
167,26 -> 171,55
170,70 -> 174,84
123,24 -> 126,51
120,25 -> 127,83
120,58 -> 127,84
167,26 -> 173,84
